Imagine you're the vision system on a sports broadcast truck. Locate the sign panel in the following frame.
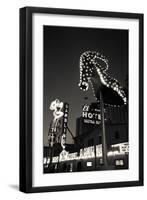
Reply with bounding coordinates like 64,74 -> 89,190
61,103 -> 69,150
82,105 -> 101,125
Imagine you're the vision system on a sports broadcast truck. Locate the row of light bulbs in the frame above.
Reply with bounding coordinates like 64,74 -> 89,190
79,51 -> 127,105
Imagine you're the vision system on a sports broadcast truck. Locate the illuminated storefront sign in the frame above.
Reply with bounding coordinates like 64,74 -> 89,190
67,152 -> 78,160
111,142 -> 129,154
49,145 -> 103,163
44,143 -> 129,164
115,160 -> 124,166
87,162 -> 92,167
80,146 -> 95,159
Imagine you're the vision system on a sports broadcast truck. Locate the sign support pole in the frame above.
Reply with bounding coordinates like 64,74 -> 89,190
100,91 -> 108,167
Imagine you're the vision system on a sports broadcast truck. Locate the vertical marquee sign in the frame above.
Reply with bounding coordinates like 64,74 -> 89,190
61,102 -> 69,151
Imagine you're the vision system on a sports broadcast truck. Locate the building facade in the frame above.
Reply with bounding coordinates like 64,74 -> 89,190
44,102 -> 129,173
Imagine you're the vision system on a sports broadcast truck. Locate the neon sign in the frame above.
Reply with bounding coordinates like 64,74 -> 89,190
48,99 -> 64,147
61,103 -> 69,151
44,143 -> 129,164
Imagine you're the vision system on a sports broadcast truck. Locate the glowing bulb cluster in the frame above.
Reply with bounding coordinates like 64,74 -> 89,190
78,51 -> 127,104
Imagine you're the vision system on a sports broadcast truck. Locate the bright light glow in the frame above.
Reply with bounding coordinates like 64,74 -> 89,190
79,51 -> 127,104
52,156 -> 59,163
43,157 -> 47,164
107,151 -> 119,156
112,142 -> 129,154
115,160 -> 124,166
46,157 -> 50,164
59,150 -> 69,161
50,99 -> 64,121
87,162 -> 92,167
43,143 -> 129,164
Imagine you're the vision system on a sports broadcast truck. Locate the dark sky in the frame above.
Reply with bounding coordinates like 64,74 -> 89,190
43,25 -> 128,146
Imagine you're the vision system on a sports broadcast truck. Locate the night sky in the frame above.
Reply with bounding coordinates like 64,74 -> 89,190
43,25 -> 128,146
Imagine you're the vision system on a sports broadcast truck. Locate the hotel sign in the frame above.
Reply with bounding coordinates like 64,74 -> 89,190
82,105 -> 101,125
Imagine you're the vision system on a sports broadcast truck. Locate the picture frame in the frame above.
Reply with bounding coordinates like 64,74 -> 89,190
19,6 -> 144,193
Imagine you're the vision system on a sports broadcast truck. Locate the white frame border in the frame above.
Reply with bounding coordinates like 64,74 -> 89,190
32,13 -> 139,187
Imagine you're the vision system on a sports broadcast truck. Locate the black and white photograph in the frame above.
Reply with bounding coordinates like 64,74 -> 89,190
43,25 -> 129,173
